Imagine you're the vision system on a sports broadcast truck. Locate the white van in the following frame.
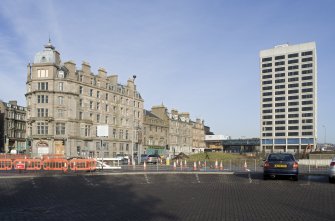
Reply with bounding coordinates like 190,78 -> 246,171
96,158 -> 123,170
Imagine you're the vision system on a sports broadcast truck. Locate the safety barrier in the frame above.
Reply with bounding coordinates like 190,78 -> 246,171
69,159 -> 96,171
13,159 -> 42,171
0,159 -> 13,170
43,158 -> 68,172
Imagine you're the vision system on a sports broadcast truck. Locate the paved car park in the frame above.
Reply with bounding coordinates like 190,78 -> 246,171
0,173 -> 334,221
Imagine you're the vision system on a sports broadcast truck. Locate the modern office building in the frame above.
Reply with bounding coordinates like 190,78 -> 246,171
25,41 -> 144,158
260,42 -> 317,154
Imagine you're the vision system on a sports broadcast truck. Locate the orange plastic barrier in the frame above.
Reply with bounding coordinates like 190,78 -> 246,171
0,154 -> 28,159
13,159 -> 42,171
43,158 -> 68,172
69,159 -> 96,171
0,159 -> 13,170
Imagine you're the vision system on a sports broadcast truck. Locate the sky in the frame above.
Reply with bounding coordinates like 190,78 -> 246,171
0,0 -> 334,143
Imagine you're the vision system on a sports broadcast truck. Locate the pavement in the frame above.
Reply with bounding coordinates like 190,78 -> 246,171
0,172 -> 334,221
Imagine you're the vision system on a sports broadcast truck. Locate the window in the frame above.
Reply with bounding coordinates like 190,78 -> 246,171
275,73 -> 285,78
58,96 -> 64,105
263,109 -> 272,113
302,100 -> 313,105
302,82 -> 313,87
90,101 -> 93,109
105,93 -> 109,100
263,86 -> 272,90
288,132 -> 299,136
275,67 -> 285,72
302,132 -> 313,136
302,119 -> 313,123
288,77 -> 298,82
275,97 -> 285,101
288,89 -> 299,94
302,107 -> 313,111
56,123 -> 66,135
288,59 -> 298,64
105,116 -> 108,124
288,83 -> 299,88
79,86 -> 83,94
288,108 -> 299,112
262,57 -> 272,62
38,82 -> 48,90
37,69 -> 49,78
275,79 -> 285,83
301,51 -> 313,56
97,91 -> 100,98
263,103 -> 272,108
275,91 -> 285,95
263,115 -> 272,119
90,89 -> 93,96
302,69 -> 313,74
275,103 -> 285,107
262,75 -> 272,79
263,92 -> 272,96
302,125 -> 313,130
37,95 -> 48,103
37,108 -> 48,117
263,98 -> 272,102
288,65 -> 298,70
37,122 -> 48,135
79,112 -> 83,120
275,115 -> 285,119
302,76 -> 313,81
302,113 -> 313,117
302,94 -> 313,99
288,71 -> 298,76
288,120 -> 299,124
97,102 -> 100,110
288,95 -> 299,100
262,80 -> 272,85
275,126 -> 285,130
288,114 -> 299,118
80,75 -> 83,82
58,109 -> 64,118
288,53 -> 298,58
275,109 -> 285,113
97,114 -> 100,122
275,55 -> 285,60
302,57 -> 313,62
288,101 -> 299,106
275,133 -> 285,136
58,71 -> 64,78
85,125 -> 91,137
302,63 -> 313,69
302,88 -> 313,93
105,104 -> 108,111
275,121 -> 285,124
275,61 -> 285,66
79,99 -> 83,107
262,63 -> 272,68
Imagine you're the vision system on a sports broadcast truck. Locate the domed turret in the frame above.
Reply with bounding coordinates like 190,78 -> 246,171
33,39 -> 60,65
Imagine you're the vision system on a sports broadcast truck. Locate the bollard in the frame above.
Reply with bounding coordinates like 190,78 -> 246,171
244,160 -> 247,171
184,159 -> 187,167
193,161 -> 197,171
220,161 -> 223,170
215,160 -> 218,169
173,161 -> 176,170
144,161 -> 147,170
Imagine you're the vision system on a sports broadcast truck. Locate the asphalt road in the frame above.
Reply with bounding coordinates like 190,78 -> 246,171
0,173 -> 334,221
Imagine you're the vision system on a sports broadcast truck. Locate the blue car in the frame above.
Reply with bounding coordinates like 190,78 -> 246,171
263,153 -> 299,181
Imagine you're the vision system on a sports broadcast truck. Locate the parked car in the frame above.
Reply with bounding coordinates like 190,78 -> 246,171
328,157 -> 335,183
146,154 -> 161,164
140,154 -> 149,164
263,153 -> 299,181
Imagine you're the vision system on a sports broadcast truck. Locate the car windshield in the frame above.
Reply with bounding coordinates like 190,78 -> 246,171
268,154 -> 294,161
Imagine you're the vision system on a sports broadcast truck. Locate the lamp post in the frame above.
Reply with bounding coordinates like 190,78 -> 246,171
131,75 -> 136,165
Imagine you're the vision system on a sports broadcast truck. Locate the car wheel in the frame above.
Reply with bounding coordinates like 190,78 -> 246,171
292,175 -> 298,181
329,177 -> 334,183
263,174 -> 268,180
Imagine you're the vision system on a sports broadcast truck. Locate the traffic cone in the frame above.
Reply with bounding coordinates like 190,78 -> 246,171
220,161 -> 223,170
215,160 -> 218,169
144,161 -> 147,170
193,161 -> 197,171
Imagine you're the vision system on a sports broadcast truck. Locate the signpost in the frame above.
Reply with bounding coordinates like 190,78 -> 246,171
97,125 -> 109,171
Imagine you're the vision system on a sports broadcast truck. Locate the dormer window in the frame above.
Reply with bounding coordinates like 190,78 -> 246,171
58,71 -> 64,78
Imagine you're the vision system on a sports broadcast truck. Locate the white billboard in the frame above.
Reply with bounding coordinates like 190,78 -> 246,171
97,125 -> 109,137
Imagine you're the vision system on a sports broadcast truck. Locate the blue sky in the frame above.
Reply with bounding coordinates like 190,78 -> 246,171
0,0 -> 334,143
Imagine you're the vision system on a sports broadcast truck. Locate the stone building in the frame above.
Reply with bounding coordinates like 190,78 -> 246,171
0,100 -> 26,153
142,108 -> 169,155
149,105 -> 205,156
25,41 -> 144,158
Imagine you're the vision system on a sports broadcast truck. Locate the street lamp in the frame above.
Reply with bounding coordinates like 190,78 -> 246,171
131,75 -> 136,165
